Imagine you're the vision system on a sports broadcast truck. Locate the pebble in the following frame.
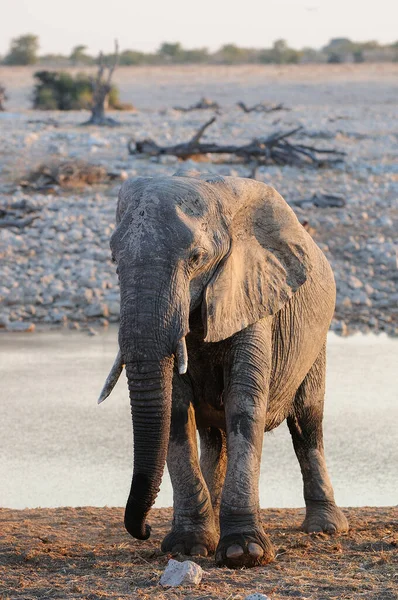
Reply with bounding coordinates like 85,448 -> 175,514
244,594 -> 271,600
160,559 -> 203,587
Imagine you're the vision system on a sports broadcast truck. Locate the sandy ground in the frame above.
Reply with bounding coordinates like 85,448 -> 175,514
1,63 -> 398,111
0,507 -> 396,600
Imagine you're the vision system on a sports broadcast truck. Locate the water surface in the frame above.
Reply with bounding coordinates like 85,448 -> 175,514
0,329 -> 396,509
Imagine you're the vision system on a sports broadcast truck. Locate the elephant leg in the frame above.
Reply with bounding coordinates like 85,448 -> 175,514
199,426 -> 227,528
216,321 -> 275,568
161,376 -> 218,557
287,342 -> 349,534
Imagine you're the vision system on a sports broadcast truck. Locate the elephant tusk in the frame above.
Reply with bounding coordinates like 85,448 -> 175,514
176,337 -> 188,375
98,350 -> 124,404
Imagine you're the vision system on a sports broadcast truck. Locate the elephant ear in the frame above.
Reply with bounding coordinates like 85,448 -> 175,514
202,179 -> 314,343
116,177 -> 153,224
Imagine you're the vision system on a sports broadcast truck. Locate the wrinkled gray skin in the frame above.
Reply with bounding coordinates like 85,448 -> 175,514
106,171 -> 348,569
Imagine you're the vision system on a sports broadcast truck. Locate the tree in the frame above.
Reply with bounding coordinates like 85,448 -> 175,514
158,42 -> 184,62
216,44 -> 253,64
4,34 -> 39,65
119,50 -> 146,65
70,45 -> 94,66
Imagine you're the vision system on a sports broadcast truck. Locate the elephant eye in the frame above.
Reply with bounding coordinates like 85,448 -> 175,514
189,248 -> 207,267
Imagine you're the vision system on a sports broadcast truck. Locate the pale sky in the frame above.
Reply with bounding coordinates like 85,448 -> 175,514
1,0 -> 397,56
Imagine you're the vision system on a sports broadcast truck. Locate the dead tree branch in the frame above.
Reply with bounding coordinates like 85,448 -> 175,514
0,216 -> 39,229
19,160 -> 124,191
0,199 -> 40,229
173,97 -> 221,112
82,40 -> 120,126
237,101 -> 290,113
291,192 -> 346,208
0,84 -> 8,111
128,118 -> 345,168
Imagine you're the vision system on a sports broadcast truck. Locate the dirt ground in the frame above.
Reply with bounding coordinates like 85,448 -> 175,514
0,507 -> 396,600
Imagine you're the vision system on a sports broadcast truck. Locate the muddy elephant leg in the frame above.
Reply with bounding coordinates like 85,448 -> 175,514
161,375 -> 218,557
199,427 -> 227,528
287,342 -> 349,534
216,321 -> 275,568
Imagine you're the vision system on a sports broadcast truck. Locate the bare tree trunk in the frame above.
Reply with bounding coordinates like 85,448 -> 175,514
82,41 -> 119,126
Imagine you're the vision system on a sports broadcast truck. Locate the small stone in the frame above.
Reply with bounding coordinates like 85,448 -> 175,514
6,322 -> 35,333
244,594 -> 271,600
160,559 -> 203,587
376,215 -> 393,227
24,132 -> 39,147
348,275 -> 363,289
159,155 -> 179,165
84,303 -> 109,318
0,314 -> 10,328
331,320 -> 348,336
341,296 -> 352,308
87,327 -> 98,336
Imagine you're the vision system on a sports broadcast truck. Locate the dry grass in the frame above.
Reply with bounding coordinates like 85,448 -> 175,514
0,507 -> 396,599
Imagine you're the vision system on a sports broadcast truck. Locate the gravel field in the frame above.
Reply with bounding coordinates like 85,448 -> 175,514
0,64 -> 397,335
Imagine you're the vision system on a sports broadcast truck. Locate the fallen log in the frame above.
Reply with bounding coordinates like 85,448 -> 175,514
237,101 -> 290,113
128,118 -> 345,168
292,192 -> 346,208
173,97 -> 220,112
0,215 -> 39,229
0,199 -> 40,229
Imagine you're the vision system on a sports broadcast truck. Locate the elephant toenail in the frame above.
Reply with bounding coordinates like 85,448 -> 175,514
326,525 -> 337,534
309,526 -> 323,534
191,544 -> 208,557
248,542 -> 264,558
226,544 -> 244,559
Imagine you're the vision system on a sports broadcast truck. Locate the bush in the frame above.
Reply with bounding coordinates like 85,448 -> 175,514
32,71 -> 125,110
327,53 -> 343,64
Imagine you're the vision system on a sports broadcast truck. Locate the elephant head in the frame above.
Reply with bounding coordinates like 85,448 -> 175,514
99,171 -> 313,540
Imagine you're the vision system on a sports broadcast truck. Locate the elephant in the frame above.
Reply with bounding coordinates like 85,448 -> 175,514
99,170 -> 349,569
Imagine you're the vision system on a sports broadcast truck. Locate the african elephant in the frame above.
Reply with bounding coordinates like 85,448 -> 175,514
99,171 -> 348,568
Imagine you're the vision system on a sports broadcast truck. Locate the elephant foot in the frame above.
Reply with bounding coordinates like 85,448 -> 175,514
161,527 -> 218,557
302,500 -> 349,534
215,530 -> 274,569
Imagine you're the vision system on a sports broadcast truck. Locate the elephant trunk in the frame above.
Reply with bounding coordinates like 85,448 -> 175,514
118,273 -> 189,540
124,356 -> 174,540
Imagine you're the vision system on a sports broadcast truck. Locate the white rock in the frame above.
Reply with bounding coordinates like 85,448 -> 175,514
244,594 -> 271,600
160,559 -> 203,587
86,134 -> 109,148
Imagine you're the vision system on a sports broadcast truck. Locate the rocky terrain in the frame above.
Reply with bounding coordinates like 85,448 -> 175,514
0,65 -> 397,336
